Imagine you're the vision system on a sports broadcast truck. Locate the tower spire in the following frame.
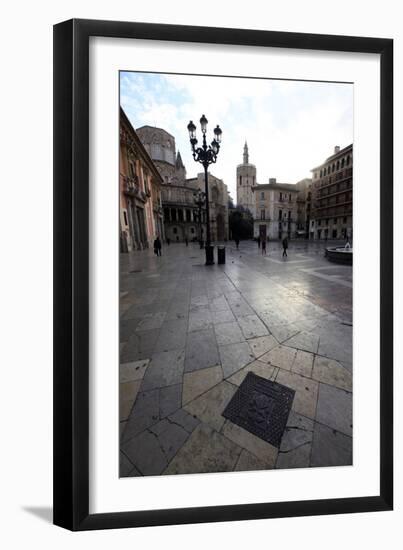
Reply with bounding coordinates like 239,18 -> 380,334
243,141 -> 249,164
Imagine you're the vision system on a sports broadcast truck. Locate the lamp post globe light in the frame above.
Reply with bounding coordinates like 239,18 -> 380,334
193,189 -> 206,249
187,115 -> 222,265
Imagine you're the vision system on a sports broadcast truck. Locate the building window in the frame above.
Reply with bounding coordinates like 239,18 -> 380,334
186,210 -> 191,222
343,216 -> 347,223
178,210 -> 184,222
239,176 -> 242,185
261,209 -> 265,220
318,219 -> 321,226
279,209 -> 282,220
341,158 -> 345,168
260,192 -> 265,199
191,227 -> 195,233
173,227 -> 177,234
332,229 -> 337,238
279,192 -> 283,201
326,219 -> 329,225
346,155 -> 350,165
123,210 -> 128,226
334,218 -> 337,224
151,143 -> 163,161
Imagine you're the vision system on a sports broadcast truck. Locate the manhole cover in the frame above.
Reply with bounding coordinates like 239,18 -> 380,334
222,372 -> 295,448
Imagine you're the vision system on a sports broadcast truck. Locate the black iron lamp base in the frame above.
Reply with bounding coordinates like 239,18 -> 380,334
205,245 -> 214,265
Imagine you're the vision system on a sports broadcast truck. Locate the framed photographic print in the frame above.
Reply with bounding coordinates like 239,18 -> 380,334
53,19 -> 393,530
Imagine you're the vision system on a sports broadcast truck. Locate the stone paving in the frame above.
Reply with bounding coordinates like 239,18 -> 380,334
119,239 -> 352,477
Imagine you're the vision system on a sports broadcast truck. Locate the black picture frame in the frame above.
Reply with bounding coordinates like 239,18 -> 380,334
53,18 -> 393,531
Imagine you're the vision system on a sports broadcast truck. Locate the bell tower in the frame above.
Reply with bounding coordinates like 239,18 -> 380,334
236,141 -> 256,216
243,141 -> 249,164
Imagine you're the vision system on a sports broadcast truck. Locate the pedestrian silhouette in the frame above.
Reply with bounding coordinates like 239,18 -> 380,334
282,237 -> 288,258
154,236 -> 162,256
261,238 -> 266,255
234,236 -> 240,250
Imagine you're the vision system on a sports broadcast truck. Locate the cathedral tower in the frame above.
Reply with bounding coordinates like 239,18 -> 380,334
236,142 -> 256,215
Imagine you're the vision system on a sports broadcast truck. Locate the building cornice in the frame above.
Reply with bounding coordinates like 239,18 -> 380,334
120,107 -> 164,185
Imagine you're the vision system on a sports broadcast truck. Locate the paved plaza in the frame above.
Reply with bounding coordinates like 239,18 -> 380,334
119,240 -> 352,477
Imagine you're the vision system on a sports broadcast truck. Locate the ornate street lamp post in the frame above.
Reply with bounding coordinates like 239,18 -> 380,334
193,189 -> 206,248
187,115 -> 222,265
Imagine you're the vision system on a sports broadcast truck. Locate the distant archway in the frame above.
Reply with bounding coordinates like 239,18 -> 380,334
216,213 -> 225,241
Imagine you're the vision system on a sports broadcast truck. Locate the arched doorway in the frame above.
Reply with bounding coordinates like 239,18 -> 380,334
216,213 -> 225,241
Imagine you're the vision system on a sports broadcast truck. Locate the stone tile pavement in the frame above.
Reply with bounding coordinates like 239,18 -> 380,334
119,240 -> 352,477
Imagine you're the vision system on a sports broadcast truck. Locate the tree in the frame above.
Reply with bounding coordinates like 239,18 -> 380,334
229,207 -> 253,240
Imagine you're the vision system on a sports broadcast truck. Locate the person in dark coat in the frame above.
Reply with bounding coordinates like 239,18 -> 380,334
261,238 -> 266,255
154,236 -> 162,256
234,236 -> 240,250
282,237 -> 288,257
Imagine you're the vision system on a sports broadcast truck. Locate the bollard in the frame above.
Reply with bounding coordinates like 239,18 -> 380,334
217,246 -> 226,265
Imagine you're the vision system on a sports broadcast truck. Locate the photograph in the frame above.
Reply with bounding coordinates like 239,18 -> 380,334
118,71 -> 353,477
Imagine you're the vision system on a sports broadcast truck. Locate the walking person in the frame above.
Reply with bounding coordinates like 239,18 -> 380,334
234,236 -> 240,250
261,238 -> 266,255
154,236 -> 162,257
282,236 -> 288,258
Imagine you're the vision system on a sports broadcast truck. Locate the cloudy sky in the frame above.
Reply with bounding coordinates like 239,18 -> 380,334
120,71 -> 353,201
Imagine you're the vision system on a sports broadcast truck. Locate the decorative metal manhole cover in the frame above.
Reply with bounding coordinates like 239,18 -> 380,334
222,372 -> 295,448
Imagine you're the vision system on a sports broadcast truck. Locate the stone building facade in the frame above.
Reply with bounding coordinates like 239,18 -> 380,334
252,179 -> 299,240
311,144 -> 353,240
186,173 -> 229,242
295,178 -> 313,238
161,183 -> 205,243
136,124 -> 229,243
136,125 -> 179,184
236,142 -> 256,216
119,109 -> 164,252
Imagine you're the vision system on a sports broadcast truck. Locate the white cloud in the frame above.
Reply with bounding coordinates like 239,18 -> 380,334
121,72 -> 353,201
